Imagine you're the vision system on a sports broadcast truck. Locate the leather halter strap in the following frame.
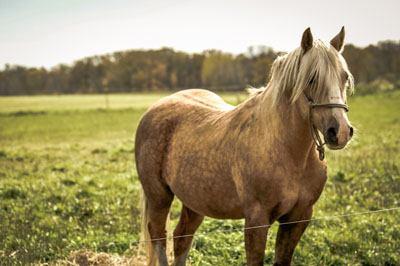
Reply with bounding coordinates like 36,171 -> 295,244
304,94 -> 349,161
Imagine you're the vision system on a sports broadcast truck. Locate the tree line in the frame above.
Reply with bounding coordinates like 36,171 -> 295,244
1,41 -> 399,95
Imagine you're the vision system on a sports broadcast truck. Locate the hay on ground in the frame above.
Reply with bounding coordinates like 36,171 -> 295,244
57,249 -> 147,266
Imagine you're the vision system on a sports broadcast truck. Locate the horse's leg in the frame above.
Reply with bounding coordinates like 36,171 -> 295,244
273,207 -> 313,266
244,204 -> 270,266
146,192 -> 174,266
173,205 -> 204,266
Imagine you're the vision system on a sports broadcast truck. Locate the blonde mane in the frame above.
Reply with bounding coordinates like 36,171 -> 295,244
251,40 -> 354,107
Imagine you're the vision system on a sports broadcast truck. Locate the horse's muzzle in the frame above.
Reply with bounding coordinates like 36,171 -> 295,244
324,123 -> 353,150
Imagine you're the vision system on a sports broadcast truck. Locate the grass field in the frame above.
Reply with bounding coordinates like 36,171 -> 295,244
0,92 -> 248,114
0,91 -> 399,265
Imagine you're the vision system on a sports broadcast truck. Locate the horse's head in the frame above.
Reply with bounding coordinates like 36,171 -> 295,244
295,27 -> 354,151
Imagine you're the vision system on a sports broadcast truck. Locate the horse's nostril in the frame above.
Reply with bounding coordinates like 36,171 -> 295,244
327,127 -> 338,144
349,126 -> 354,137
327,127 -> 337,138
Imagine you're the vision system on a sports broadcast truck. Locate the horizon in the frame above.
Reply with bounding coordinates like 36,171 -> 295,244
1,0 -> 399,69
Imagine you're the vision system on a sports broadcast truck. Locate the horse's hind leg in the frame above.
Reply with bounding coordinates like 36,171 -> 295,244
145,191 -> 174,266
136,113 -> 178,265
173,205 -> 204,266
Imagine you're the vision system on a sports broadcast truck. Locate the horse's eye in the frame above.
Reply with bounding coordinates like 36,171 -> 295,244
343,72 -> 349,83
309,75 -> 316,85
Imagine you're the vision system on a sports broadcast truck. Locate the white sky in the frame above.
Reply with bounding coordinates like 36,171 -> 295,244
1,0 -> 399,69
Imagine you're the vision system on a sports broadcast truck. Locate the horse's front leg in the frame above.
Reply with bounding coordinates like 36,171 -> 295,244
244,205 -> 270,266
273,207 -> 313,266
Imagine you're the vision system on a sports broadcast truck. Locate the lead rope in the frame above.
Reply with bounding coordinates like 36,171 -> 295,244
305,94 -> 349,161
307,100 -> 326,160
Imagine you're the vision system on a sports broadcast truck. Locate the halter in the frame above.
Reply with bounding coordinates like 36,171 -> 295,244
304,94 -> 349,161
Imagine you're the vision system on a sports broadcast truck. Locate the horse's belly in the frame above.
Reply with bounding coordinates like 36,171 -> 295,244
167,172 -> 244,219
174,188 -> 244,219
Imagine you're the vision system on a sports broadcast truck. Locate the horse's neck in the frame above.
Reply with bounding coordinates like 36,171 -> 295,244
252,89 -> 316,166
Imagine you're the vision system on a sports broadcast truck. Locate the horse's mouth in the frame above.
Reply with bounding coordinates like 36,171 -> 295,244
324,137 -> 347,150
326,143 -> 343,150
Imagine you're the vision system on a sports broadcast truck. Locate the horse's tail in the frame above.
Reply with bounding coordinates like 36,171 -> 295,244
139,189 -> 172,266
139,189 -> 157,266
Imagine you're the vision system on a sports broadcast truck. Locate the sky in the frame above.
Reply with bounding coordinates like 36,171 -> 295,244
1,0 -> 399,69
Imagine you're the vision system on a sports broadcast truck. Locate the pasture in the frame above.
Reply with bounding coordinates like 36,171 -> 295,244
0,91 -> 399,265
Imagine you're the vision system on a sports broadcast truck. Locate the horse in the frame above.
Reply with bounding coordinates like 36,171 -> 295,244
135,27 -> 354,266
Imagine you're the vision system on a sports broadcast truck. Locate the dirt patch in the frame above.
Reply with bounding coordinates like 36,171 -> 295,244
57,249 -> 147,266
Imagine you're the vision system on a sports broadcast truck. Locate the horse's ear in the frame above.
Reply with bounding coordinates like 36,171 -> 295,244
301,27 -> 313,54
330,26 -> 345,53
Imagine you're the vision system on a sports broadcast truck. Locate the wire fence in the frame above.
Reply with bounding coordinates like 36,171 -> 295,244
86,206 -> 400,247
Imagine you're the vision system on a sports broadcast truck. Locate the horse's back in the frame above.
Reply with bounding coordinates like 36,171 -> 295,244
155,89 -> 234,112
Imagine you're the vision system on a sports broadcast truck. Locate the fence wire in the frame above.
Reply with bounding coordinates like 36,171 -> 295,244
86,206 -> 400,248
138,206 -> 400,243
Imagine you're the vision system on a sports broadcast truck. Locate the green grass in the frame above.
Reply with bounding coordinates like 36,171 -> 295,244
0,92 -> 248,114
0,91 -> 399,265
0,93 -> 169,113
0,109 -> 144,147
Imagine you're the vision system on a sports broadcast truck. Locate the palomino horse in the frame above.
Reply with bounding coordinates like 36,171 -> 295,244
135,27 -> 354,266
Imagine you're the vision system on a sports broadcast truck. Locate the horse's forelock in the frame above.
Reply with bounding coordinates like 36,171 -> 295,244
268,39 -> 354,107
